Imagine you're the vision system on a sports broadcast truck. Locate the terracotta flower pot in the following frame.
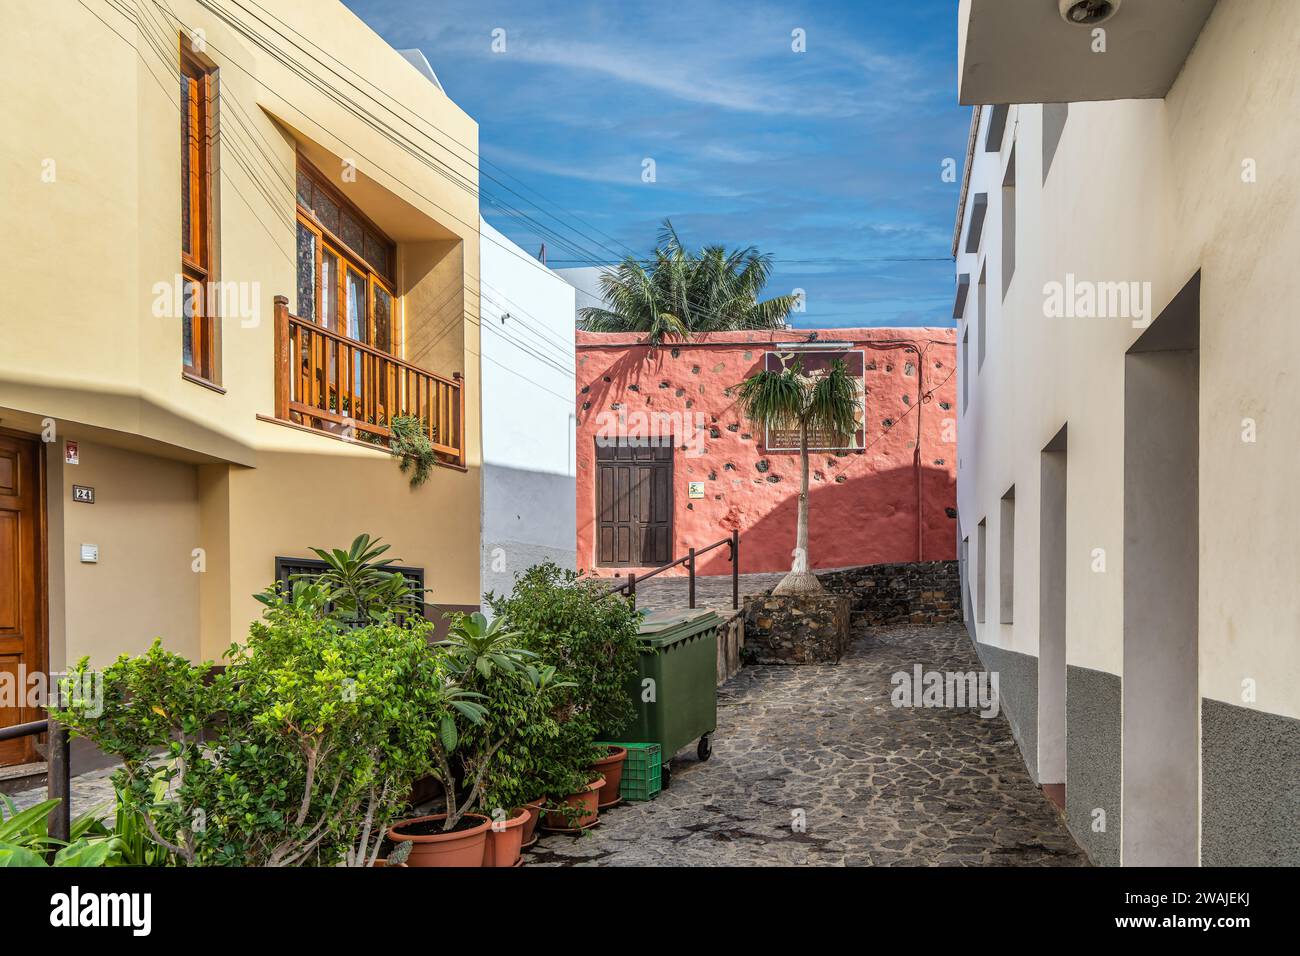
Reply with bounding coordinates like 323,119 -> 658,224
590,746 -> 628,809
386,813 -> 490,867
541,776 -> 604,832
520,799 -> 545,849
482,806 -> 531,867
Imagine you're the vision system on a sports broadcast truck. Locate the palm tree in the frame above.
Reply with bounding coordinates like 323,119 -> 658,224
579,220 -> 799,344
735,358 -> 860,595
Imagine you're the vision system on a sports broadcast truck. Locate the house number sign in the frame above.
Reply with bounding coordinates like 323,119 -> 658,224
72,484 -> 95,504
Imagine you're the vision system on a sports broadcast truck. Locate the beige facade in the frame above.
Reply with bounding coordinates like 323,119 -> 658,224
955,0 -> 1300,865
0,1 -> 483,676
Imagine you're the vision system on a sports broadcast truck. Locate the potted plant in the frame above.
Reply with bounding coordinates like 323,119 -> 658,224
383,670 -> 498,868
482,807 -> 531,867
541,774 -> 605,832
590,745 -> 628,809
487,563 -> 643,835
388,414 -> 437,488
532,718 -> 611,834
54,599 -> 451,867
440,612 -> 576,864
519,798 -> 547,850
387,612 -> 561,867
54,534 -> 459,868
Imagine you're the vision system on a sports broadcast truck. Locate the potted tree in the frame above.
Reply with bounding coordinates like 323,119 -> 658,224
735,358 -> 861,594
388,611 -> 559,867
487,563 -> 641,835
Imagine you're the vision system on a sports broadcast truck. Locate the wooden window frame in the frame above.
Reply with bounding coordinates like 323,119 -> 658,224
181,48 -> 220,386
294,154 -> 398,356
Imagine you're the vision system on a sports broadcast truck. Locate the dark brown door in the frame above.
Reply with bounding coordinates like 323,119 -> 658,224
0,432 -> 44,766
596,440 -> 673,567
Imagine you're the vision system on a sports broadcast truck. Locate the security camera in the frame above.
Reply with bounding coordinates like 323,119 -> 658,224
1059,0 -> 1122,25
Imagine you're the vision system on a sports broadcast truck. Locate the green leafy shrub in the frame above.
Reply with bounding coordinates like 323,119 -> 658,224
435,612 -> 572,824
486,563 -> 642,800
54,602 -> 457,867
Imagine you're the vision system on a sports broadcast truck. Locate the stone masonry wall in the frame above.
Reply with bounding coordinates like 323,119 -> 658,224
575,329 -> 959,577
817,560 -> 961,626
742,593 -> 851,664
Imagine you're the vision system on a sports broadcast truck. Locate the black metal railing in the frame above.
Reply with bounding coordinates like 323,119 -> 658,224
0,719 -> 71,842
604,529 -> 740,610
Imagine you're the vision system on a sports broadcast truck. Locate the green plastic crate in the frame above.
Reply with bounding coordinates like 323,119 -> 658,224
598,741 -> 662,801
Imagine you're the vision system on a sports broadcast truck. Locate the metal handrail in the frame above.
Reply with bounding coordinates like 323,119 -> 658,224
0,719 -> 71,842
603,529 -> 740,610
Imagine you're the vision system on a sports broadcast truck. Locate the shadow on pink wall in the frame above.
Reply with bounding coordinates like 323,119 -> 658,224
578,463 -> 956,578
575,331 -> 958,578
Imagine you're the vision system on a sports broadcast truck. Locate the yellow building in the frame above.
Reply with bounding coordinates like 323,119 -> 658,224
0,0 -> 482,764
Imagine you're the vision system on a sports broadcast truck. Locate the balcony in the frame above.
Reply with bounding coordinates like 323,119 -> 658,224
273,296 -> 464,467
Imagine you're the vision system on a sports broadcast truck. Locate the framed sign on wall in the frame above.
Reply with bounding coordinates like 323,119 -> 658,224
762,349 -> 867,451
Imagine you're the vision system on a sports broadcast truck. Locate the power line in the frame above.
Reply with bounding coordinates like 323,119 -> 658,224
144,0 -> 815,336
191,0 -> 801,329
128,0 -> 934,346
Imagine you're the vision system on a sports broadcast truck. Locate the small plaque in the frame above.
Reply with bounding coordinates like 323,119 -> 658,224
72,484 -> 95,504
65,440 -> 79,465
687,481 -> 705,499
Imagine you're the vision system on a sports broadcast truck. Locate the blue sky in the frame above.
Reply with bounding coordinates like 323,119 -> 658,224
343,0 -> 968,328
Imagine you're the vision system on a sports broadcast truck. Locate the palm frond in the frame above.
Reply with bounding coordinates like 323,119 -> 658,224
735,363 -> 806,432
806,359 -> 861,445
581,219 -> 792,340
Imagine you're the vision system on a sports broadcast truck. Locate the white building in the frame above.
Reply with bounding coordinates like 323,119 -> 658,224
954,0 -> 1299,866
554,265 -> 610,322
479,219 -> 577,605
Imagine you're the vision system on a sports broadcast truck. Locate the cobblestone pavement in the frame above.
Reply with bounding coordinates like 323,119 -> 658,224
8,766 -> 117,818
631,571 -> 785,614
528,623 -> 1087,866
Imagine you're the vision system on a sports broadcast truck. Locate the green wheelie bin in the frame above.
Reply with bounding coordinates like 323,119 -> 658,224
605,608 -> 720,789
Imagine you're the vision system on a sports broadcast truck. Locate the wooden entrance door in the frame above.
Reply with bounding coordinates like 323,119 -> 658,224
0,432 -> 44,766
595,440 -> 673,567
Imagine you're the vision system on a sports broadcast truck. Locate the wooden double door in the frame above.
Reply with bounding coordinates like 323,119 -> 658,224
0,432 -> 44,766
595,440 -> 673,567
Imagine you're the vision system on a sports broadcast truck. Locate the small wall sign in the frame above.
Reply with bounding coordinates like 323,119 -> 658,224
72,484 -> 95,504
687,481 -> 705,499
65,440 -> 79,465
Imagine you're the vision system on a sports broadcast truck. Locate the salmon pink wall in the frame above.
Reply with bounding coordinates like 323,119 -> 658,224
575,329 -> 958,577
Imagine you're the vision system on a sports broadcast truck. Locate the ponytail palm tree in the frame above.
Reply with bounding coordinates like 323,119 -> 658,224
579,220 -> 798,344
736,359 -> 860,595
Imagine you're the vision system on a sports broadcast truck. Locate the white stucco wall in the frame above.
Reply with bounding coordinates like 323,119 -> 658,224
958,0 -> 1300,717
479,219 -> 577,605
554,266 -> 609,321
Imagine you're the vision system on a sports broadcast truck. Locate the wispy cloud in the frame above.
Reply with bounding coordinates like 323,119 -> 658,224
344,0 -> 967,328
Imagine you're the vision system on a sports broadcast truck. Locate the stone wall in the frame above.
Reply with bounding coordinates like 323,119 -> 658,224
817,560 -> 960,626
574,329 -> 958,577
742,593 -> 851,664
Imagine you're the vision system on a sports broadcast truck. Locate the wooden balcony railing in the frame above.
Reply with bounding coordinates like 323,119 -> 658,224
274,296 -> 464,466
